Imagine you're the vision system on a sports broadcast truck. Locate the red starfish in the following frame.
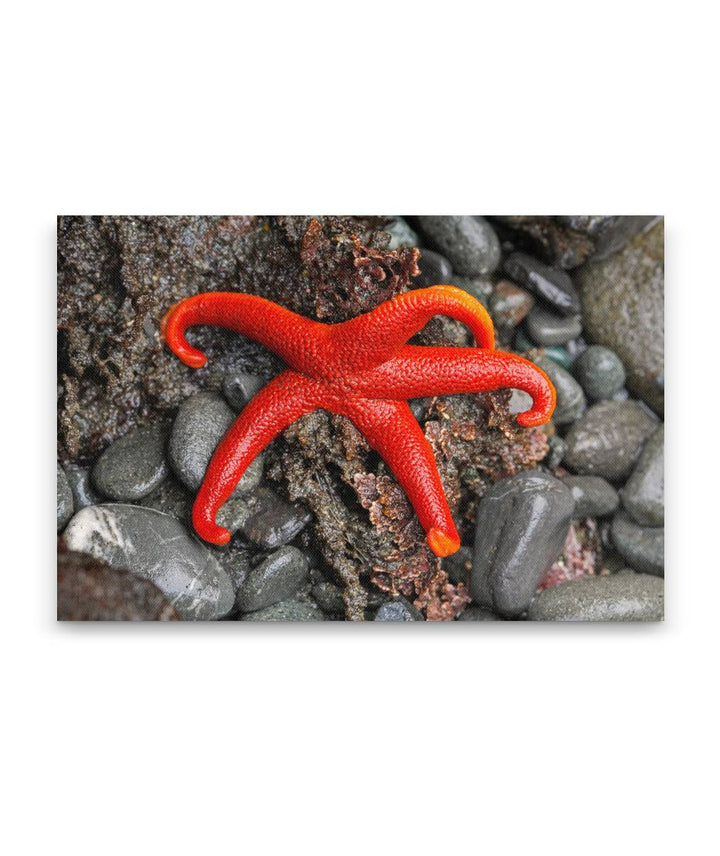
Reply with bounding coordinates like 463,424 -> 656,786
161,286 -> 556,556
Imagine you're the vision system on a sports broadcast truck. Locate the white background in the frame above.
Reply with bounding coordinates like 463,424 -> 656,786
2,1 -> 718,854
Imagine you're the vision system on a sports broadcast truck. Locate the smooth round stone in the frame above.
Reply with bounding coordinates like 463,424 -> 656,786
222,372 -> 265,412
488,280 -> 534,332
534,356 -> 586,427
561,475 -> 620,518
92,423 -> 169,501
240,486 -> 312,550
240,598 -> 325,621
503,252 -> 581,316
563,401 -> 658,481
414,216 -> 501,276
514,330 -> 572,370
385,216 -> 419,250
457,606 -> 502,621
63,463 -> 103,510
235,546 -> 309,613
527,572 -> 663,621
611,511 -> 664,577
374,597 -> 424,621
62,504 -> 235,620
57,549 -> 180,621
573,345 -> 626,401
312,581 -> 346,615
525,305 -> 582,346
565,336 -> 589,364
57,463 -> 74,532
471,470 -> 574,618
545,435 -> 567,470
621,425 -> 664,526
412,248 -> 453,289
577,221 -> 663,414
168,392 -> 263,498
450,275 -> 493,306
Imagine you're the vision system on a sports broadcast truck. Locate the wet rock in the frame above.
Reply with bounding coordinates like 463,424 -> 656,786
471,470 -> 574,617
573,345 -> 626,402
385,217 -> 419,250
442,545 -> 473,585
92,423 -> 169,501
611,511 -> 664,577
240,598 -> 325,621
57,549 -> 180,621
557,216 -> 659,262
534,356 -> 586,427
561,476 -> 620,518
168,392 -> 263,497
215,541 -> 252,596
525,305 -> 582,346
450,275 -> 493,306
241,486 -> 312,550
577,220 -> 664,413
545,436 -> 567,470
621,426 -> 664,526
374,596 -> 424,621
457,606 -> 502,621
527,572 -> 663,621
488,280 -> 534,333
414,216 -> 501,276
138,476 -> 193,523
235,546 -> 310,613
311,581 -> 346,615
57,463 -> 74,532
503,252 -> 581,316
563,401 -> 658,481
62,504 -> 235,620
565,336 -> 589,365
412,248 -> 453,289
222,372 -> 265,412
63,463 -> 102,510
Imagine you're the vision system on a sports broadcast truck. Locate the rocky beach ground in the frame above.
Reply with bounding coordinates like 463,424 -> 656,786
57,215 -> 664,621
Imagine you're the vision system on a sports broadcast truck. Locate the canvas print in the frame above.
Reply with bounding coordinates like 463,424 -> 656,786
56,216 -> 664,621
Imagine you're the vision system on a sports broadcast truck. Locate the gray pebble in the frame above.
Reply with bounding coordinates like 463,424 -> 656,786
534,356 -> 586,427
528,572 -> 663,621
312,581 -> 346,615
63,463 -> 103,510
503,252 -> 581,316
488,280 -> 535,334
563,401 -> 658,481
92,423 -> 169,501
450,275 -> 493,306
413,248 -> 453,289
561,476 -> 620,518
621,425 -> 664,526
442,545 -> 473,585
525,305 -> 583,346
545,435 -> 568,470
573,345 -> 626,401
168,392 -> 263,498
241,486 -> 312,550
240,598 -> 325,621
57,463 -> 74,532
62,504 -> 235,620
471,470 -> 574,617
235,546 -> 310,613
457,606 -> 502,621
222,372 -> 265,412
385,216 -> 419,250
611,511 -> 664,577
414,216 -> 501,276
374,597 -> 424,621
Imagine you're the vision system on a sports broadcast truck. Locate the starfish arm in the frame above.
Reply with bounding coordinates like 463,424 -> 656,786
329,286 -> 495,372
360,346 -> 556,427
192,370 -> 322,545
161,292 -> 328,375
336,398 -> 461,557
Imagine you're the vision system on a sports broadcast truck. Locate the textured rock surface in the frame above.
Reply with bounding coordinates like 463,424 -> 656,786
471,470 -> 574,617
57,463 -> 74,532
621,426 -> 664,526
62,504 -> 235,620
611,511 -> 664,577
577,220 -> 664,413
412,248 -> 453,289
525,305 -> 582,345
563,401 -> 658,481
413,216 -> 501,275
528,572 -> 663,621
235,546 -> 309,613
503,252 -> 581,316
561,476 -> 619,518
533,356 -> 586,427
573,345 -> 626,402
240,486 -> 312,550
240,598 -> 325,621
92,423 -> 169,500
374,597 -> 424,621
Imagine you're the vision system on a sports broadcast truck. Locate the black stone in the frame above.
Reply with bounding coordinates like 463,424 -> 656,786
222,372 -> 266,412
611,511 -> 664,577
92,423 -> 169,501
561,476 -> 620,518
241,487 -> 312,550
534,356 -> 586,427
374,597 -> 424,621
503,252 -> 581,316
525,305 -> 582,346
412,248 -> 453,289
621,426 -> 664,526
413,216 -> 501,276
235,546 -> 310,613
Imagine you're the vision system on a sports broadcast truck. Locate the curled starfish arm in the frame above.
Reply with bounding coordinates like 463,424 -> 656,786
336,398 -> 461,557
161,292 -> 327,374
192,371 -> 322,545
363,346 -> 556,427
329,286 -> 495,372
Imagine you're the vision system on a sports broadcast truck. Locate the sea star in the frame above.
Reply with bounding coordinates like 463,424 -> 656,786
161,286 -> 556,556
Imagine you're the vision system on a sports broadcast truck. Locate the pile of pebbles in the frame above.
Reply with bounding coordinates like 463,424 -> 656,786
57,215 -> 664,621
